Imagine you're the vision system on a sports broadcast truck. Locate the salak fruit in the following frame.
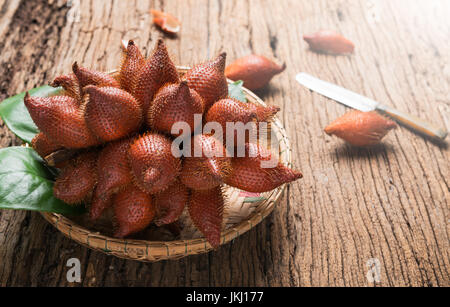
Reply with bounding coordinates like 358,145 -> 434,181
119,40 -> 146,93
23,39 -> 302,247
183,52 -> 228,110
225,55 -> 286,90
180,134 -> 231,191
53,152 -> 98,205
128,133 -> 181,194
188,187 -> 224,248
90,138 -> 133,220
148,81 -> 204,136
303,30 -> 355,55
72,62 -> 120,88
83,85 -> 142,142
206,98 -> 280,143
324,110 -> 397,146
150,9 -> 181,35
154,179 -> 189,226
24,93 -> 99,149
225,143 -> 303,193
133,39 -> 179,114
113,185 -> 156,238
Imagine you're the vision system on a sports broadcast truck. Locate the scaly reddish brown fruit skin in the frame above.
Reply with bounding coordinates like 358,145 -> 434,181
225,55 -> 286,91
50,73 -> 82,103
128,133 -> 181,194
133,39 -> 180,114
225,143 -> 302,193
188,187 -> 224,249
72,62 -> 119,88
206,99 -> 280,145
246,103 -> 280,122
119,40 -> 145,93
183,52 -> 228,111
303,30 -> 355,55
83,86 -> 142,142
113,185 -> 156,238
180,134 -> 231,190
90,138 -> 133,220
31,132 -> 63,158
154,180 -> 189,226
324,110 -> 397,146
148,81 -> 204,136
24,93 -> 98,149
53,152 -> 98,205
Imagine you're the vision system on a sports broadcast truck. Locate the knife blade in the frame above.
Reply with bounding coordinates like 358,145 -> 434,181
295,72 -> 448,141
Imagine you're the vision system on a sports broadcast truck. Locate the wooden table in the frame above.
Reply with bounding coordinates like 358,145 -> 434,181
0,0 -> 448,287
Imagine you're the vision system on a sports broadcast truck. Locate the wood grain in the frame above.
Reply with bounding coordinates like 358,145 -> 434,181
0,0 -> 448,287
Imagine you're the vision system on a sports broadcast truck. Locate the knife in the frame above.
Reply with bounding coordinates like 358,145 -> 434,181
296,72 -> 448,141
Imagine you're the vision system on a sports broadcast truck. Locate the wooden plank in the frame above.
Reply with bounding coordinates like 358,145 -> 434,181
0,0 -> 448,286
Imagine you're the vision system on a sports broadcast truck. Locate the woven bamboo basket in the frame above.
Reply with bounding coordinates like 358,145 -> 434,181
40,67 -> 293,262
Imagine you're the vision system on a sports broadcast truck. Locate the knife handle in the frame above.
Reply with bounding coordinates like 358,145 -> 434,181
376,104 -> 448,141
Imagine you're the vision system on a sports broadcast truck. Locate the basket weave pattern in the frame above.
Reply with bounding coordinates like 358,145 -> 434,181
40,67 -> 293,262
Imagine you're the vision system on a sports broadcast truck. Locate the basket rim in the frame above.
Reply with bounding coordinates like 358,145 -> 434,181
39,66 -> 294,261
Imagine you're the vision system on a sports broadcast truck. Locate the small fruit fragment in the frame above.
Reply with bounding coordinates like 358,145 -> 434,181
53,152 -> 98,205
50,73 -> 82,103
133,39 -> 180,114
303,30 -> 355,55
180,134 -> 231,191
150,9 -> 181,34
225,143 -> 302,193
324,110 -> 397,146
113,185 -> 156,238
31,132 -> 63,158
225,55 -> 286,91
154,180 -> 189,226
119,40 -> 145,93
83,86 -> 142,142
24,93 -> 98,149
188,187 -> 224,248
72,62 -> 120,88
128,133 -> 181,194
183,52 -> 228,110
90,138 -> 133,220
148,81 -> 204,136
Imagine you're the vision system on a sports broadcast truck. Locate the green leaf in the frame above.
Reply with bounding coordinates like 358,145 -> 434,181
228,80 -> 247,103
0,86 -> 62,144
0,147 -> 85,215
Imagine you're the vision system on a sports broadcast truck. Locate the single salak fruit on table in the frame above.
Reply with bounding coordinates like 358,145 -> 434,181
113,185 -> 156,238
303,30 -> 355,55
31,132 -> 63,158
119,40 -> 146,93
183,52 -> 228,110
128,133 -> 181,194
24,93 -> 99,149
324,110 -> 397,146
180,134 -> 231,191
90,138 -> 133,220
225,143 -> 302,193
148,81 -> 204,136
188,187 -> 224,249
83,85 -> 142,142
154,180 -> 189,226
225,55 -> 286,91
150,9 -> 181,35
134,39 -> 180,115
53,151 -> 98,205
